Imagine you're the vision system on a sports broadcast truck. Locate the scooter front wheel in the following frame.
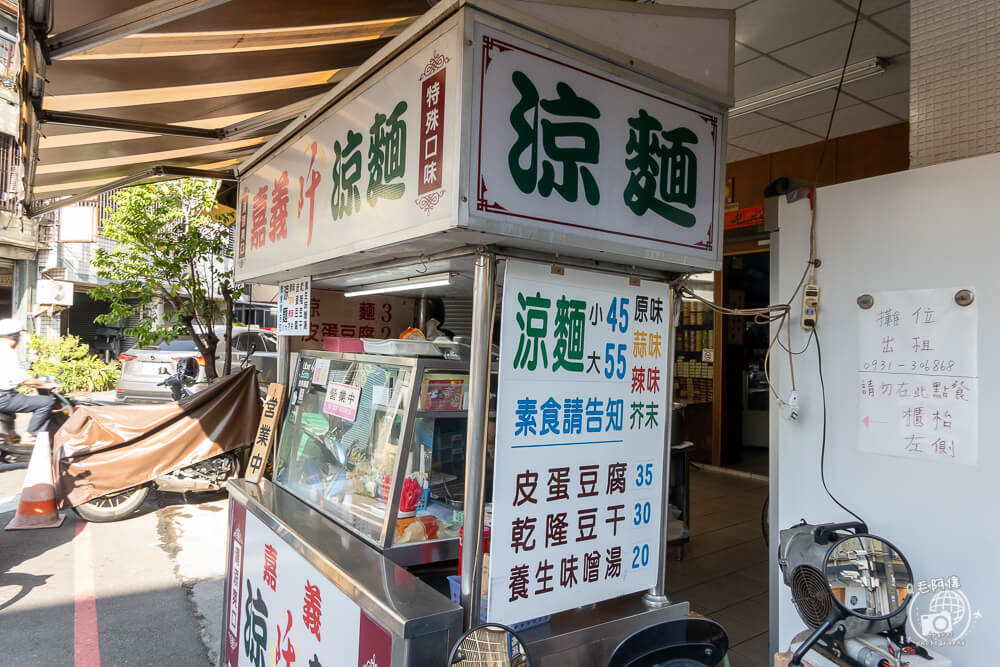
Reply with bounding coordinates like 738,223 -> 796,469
1,442 -> 33,463
72,484 -> 152,523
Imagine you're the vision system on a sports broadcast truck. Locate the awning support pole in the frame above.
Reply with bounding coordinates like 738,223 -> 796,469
644,287 -> 678,607
45,0 -> 233,61
39,110 -> 224,139
460,250 -> 495,629
26,165 -> 236,218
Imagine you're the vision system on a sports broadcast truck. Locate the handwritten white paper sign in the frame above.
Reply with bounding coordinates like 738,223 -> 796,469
857,288 -> 978,466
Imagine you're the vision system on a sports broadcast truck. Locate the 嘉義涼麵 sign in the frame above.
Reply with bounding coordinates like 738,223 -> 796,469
236,29 -> 458,282
225,501 -> 392,667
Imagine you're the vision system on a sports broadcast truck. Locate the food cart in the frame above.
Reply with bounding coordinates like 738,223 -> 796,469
222,1 -> 734,664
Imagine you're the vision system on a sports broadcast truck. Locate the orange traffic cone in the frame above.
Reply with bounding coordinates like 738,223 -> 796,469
5,431 -> 65,530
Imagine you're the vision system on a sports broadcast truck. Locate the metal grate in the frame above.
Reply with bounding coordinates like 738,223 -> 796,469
454,627 -> 513,666
36,220 -> 57,246
0,133 -> 19,212
96,188 -> 122,237
445,296 -> 473,338
791,565 -> 831,628
0,37 -> 15,85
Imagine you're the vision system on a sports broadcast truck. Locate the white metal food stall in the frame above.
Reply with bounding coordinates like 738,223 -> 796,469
222,1 -> 734,664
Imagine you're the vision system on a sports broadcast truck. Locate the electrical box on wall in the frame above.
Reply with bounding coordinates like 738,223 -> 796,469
801,284 -> 819,330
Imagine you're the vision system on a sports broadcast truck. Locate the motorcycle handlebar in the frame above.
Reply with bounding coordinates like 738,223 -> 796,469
36,388 -> 73,413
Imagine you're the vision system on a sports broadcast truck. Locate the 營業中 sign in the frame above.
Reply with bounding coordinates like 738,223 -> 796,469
245,383 -> 286,484
488,260 -> 670,624
323,382 -> 362,422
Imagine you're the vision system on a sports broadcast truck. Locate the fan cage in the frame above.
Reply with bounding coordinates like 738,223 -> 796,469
791,565 -> 831,628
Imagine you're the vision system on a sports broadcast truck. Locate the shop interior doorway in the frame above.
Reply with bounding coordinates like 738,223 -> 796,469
720,249 -> 770,476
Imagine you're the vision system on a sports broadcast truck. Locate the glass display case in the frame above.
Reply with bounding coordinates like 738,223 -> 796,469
273,350 -> 477,565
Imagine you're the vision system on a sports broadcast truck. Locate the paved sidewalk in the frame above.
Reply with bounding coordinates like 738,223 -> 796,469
0,467 -> 218,666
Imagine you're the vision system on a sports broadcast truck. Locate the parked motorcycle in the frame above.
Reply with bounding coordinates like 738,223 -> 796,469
158,354 -> 199,401
60,358 -> 261,523
72,450 -> 245,522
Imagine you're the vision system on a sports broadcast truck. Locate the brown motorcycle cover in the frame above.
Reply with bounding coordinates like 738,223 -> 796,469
53,367 -> 261,508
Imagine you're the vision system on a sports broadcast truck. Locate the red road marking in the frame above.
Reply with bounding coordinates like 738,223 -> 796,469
74,520 -> 101,667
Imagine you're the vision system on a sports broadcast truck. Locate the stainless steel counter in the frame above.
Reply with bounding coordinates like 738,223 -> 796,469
228,479 -> 690,666
227,479 -> 463,663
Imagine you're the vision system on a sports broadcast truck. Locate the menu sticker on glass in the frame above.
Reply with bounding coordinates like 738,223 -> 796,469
488,259 -> 669,624
323,382 -> 362,422
312,358 -> 331,386
371,386 -> 393,407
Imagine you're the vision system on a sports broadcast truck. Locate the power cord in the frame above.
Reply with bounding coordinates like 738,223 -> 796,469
674,1 -> 866,447
813,0 -> 864,185
815,328 -> 865,525
777,328 -> 815,356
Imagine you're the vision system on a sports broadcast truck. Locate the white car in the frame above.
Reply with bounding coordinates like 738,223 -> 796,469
116,327 -> 277,402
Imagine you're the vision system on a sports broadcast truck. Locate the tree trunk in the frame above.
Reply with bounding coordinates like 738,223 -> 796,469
184,315 -> 219,380
223,290 -> 234,376
202,339 -> 219,380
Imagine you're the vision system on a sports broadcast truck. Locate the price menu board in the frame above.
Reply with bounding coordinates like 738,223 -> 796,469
278,277 -> 311,336
488,260 -> 670,624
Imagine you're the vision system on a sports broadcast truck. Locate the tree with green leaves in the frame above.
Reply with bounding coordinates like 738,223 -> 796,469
89,178 -> 241,380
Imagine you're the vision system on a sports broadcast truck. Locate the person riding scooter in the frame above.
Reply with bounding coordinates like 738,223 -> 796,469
0,319 -> 59,445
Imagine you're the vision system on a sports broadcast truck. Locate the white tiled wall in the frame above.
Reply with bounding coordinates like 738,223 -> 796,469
910,0 -> 1000,167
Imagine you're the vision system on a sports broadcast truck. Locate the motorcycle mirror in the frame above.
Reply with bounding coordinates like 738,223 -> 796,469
449,623 -> 530,666
242,342 -> 258,371
176,356 -> 199,381
824,533 -> 913,621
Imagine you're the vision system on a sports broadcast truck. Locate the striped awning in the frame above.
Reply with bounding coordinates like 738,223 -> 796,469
20,0 -> 430,214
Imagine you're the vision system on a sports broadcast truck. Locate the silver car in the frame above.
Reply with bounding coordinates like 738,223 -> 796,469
116,327 -> 278,403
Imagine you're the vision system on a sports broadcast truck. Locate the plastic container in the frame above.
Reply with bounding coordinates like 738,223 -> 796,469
360,338 -> 444,357
446,576 -> 550,631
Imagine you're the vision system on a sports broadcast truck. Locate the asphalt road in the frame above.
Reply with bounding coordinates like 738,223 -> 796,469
0,465 -> 228,666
